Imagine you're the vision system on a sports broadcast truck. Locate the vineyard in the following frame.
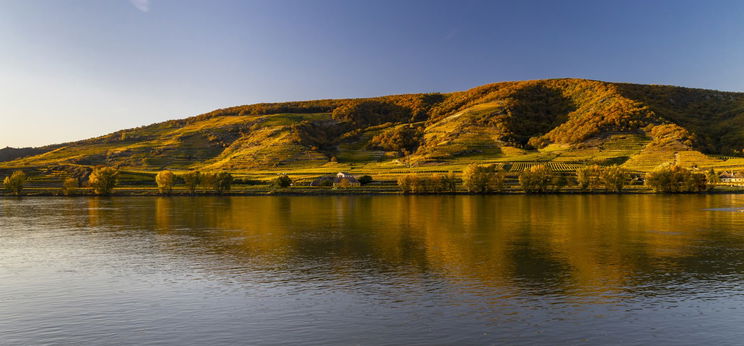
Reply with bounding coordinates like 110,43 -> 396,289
505,162 -> 584,173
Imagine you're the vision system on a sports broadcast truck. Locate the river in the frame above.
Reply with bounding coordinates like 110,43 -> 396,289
2,195 -> 744,345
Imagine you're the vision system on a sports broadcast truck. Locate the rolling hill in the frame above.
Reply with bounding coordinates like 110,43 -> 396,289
4,78 -> 744,176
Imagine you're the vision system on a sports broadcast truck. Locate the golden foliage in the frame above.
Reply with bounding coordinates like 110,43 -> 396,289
397,172 -> 457,193
62,177 -> 78,196
518,164 -> 554,193
368,125 -> 423,153
462,164 -> 506,193
3,170 -> 27,195
645,164 -> 707,193
88,167 -> 119,195
155,170 -> 175,195
599,165 -> 629,192
181,171 -> 201,194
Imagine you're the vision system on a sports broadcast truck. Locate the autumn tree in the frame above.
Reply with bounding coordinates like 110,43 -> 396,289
88,167 -> 119,195
213,172 -> 233,194
397,175 -> 415,193
438,172 -> 458,193
576,165 -> 602,191
462,164 -> 506,193
3,170 -> 27,196
199,173 -> 216,193
272,174 -> 292,189
599,165 -> 628,192
412,175 -> 435,193
358,175 -> 373,186
518,164 -> 553,193
705,168 -> 719,191
155,170 -> 175,195
181,171 -> 201,194
550,174 -> 568,192
645,164 -> 706,193
367,125 -> 423,153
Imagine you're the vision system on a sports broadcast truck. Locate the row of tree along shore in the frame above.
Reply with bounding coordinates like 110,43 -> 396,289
0,163 -> 730,197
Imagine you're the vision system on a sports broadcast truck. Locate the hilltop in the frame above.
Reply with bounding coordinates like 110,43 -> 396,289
4,78 -> 744,177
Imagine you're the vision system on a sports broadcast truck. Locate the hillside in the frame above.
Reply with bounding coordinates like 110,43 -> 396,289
5,78 -> 744,175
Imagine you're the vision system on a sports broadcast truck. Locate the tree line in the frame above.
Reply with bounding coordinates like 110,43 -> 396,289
396,163 -> 719,194
3,167 -> 238,196
0,163 -> 725,196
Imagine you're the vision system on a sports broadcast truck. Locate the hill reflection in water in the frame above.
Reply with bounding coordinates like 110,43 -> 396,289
3,195 -> 744,344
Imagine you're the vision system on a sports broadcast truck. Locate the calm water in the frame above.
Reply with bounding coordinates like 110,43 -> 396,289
2,195 -> 744,345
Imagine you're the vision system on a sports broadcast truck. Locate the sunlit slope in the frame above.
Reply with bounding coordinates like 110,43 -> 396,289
4,78 -> 744,172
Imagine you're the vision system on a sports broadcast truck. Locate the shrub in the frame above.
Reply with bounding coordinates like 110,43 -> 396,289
181,171 -> 201,194
272,174 -> 292,189
336,178 -> 353,189
3,170 -> 27,196
88,167 -> 119,195
518,165 -> 553,193
155,170 -> 175,195
358,175 -> 373,185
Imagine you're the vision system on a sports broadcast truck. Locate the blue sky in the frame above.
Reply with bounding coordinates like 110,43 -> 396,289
2,0 -> 744,147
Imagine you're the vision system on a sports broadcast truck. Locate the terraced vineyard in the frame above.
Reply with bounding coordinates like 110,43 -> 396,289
501,162 -> 583,173
6,78 -> 744,181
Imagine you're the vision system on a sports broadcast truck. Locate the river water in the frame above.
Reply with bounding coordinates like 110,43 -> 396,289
2,195 -> 744,345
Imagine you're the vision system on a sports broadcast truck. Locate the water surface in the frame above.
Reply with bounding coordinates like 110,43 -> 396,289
2,195 -> 744,345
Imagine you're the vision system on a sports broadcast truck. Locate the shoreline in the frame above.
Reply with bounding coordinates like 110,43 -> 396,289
3,187 -> 744,197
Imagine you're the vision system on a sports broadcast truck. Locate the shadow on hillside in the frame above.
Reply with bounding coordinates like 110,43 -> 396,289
613,83 -> 744,154
502,84 -> 577,147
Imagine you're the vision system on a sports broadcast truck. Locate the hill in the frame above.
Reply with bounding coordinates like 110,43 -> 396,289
4,78 -> 744,176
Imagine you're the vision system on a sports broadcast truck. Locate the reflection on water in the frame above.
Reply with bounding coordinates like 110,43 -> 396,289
2,195 -> 744,345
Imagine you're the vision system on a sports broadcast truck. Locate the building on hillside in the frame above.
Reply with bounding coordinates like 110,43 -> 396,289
719,171 -> 744,184
333,172 -> 360,187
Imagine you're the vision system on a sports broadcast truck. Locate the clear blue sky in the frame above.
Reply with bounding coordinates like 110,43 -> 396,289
2,0 -> 744,147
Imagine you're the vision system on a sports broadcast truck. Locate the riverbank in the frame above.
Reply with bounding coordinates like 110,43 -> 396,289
3,184 -> 744,197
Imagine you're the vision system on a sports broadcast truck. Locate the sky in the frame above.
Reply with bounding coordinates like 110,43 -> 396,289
2,0 -> 744,147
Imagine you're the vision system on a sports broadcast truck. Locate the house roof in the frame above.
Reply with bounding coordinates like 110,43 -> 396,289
720,171 -> 744,178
